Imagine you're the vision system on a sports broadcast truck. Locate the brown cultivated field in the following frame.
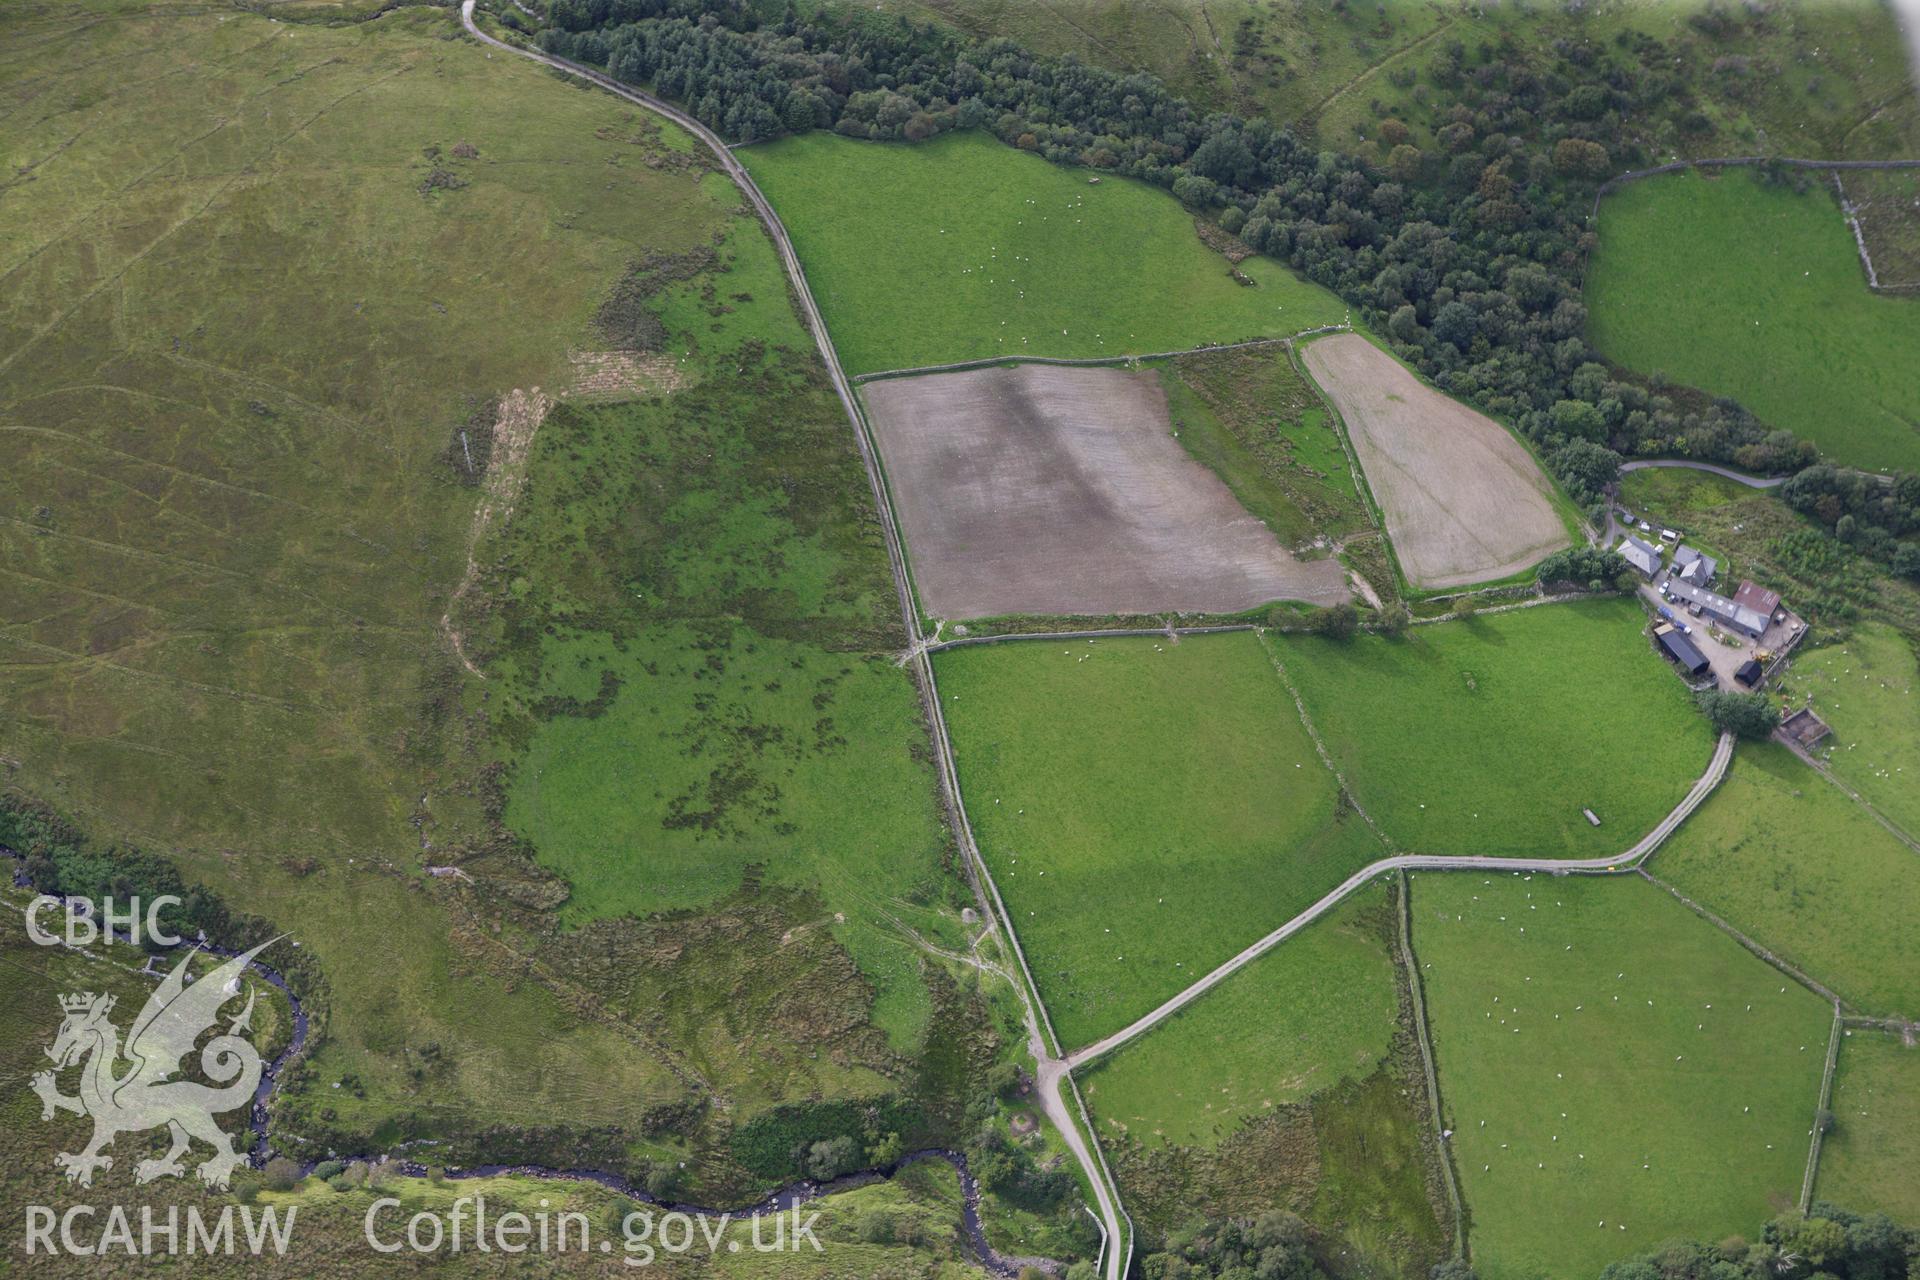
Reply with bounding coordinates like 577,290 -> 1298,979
861,365 -> 1351,619
1302,334 -> 1570,590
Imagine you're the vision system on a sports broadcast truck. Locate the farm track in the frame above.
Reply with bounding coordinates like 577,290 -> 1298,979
1302,15 -> 1456,129
451,13 -> 1813,1273
454,7 -> 1131,1274
1617,459 -> 1788,489
1062,730 -> 1736,1071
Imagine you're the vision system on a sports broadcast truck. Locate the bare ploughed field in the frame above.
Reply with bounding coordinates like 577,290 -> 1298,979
861,365 -> 1351,619
1303,333 -> 1569,590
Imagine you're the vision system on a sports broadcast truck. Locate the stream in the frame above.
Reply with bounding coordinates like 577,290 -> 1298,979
6,850 -> 1048,1277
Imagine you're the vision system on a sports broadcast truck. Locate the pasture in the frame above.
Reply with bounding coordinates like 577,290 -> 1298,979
1839,167 -> 1920,287
1651,742 -> 1920,1020
0,910 -> 995,1278
1081,880 -> 1450,1277
860,365 -> 1350,619
1272,598 -> 1713,857
1080,883 -> 1401,1148
1781,626 -> 1920,837
465,217 -> 968,1065
1300,334 -> 1570,589
1589,167 -> 1920,473
740,130 -> 1346,375
0,0 -> 737,1154
1156,345 -> 1373,551
0,0 -> 975,1177
1817,1029 -> 1920,1221
1414,873 -> 1831,1280
933,631 -> 1385,1050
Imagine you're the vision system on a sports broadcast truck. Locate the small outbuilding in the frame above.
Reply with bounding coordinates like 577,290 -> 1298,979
1655,625 -> 1710,677
1734,658 -> 1764,688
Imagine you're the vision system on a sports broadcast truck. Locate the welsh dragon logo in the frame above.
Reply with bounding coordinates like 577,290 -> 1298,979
32,939 -> 276,1189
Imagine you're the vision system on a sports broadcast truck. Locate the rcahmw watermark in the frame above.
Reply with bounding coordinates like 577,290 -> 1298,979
25,1204 -> 297,1257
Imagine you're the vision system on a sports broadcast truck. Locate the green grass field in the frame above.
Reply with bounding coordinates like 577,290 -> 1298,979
1156,345 -> 1371,551
1080,883 -> 1400,1149
474,329 -> 956,1054
0,0 -> 984,1186
1414,873 -> 1831,1280
1081,880 -> 1450,1278
1781,626 -> 1920,837
934,631 -> 1383,1050
0,905 -> 996,1280
1817,1029 -> 1920,1222
740,130 -> 1345,375
1589,168 -> 1920,473
1272,599 -> 1714,857
1618,466 -> 1758,518
1651,742 -> 1920,1019
449,100 -> 982,1097
0,0 -> 733,1157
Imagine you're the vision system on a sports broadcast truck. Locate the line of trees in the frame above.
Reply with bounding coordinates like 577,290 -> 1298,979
1782,466 -> 1920,580
1140,1211 -> 1335,1280
1599,1203 -> 1918,1279
526,1 -> 1819,511
1535,546 -> 1633,593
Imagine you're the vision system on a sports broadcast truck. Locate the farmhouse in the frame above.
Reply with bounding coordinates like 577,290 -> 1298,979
1654,624 -> 1711,678
1672,545 -> 1717,588
1617,534 -> 1662,580
1663,578 -> 1770,640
